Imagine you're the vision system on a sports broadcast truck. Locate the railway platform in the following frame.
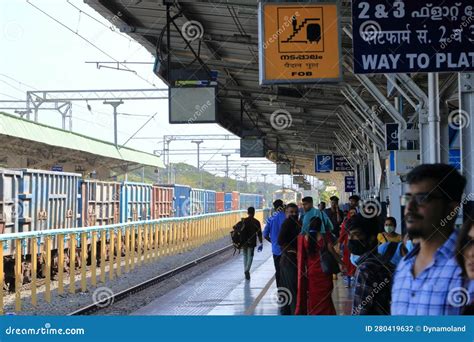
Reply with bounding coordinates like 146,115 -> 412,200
133,241 -> 353,316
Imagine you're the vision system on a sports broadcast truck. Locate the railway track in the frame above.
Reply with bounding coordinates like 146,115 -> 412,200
68,244 -> 234,315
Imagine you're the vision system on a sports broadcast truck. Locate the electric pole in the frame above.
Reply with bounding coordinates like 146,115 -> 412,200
192,140 -> 203,187
103,100 -> 123,147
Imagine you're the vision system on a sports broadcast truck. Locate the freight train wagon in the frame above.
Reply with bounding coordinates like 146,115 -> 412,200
79,180 -> 121,227
119,182 -> 152,222
216,191 -> 224,212
224,192 -> 232,211
158,184 -> 191,217
231,191 -> 240,211
239,193 -> 264,210
204,190 -> 216,214
190,188 -> 206,216
152,185 -> 174,218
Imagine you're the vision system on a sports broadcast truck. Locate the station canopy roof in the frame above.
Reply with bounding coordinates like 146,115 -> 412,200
85,0 -> 456,183
0,112 -> 164,172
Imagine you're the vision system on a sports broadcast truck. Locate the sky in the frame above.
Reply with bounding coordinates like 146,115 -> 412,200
0,0 -> 314,187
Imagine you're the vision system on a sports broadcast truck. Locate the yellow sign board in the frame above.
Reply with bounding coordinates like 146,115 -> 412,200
258,2 -> 342,84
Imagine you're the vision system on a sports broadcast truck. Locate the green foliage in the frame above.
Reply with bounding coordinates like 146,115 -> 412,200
319,180 -> 339,204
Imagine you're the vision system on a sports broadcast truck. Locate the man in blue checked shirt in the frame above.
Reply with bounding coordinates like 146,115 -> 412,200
391,163 -> 473,315
263,199 -> 286,288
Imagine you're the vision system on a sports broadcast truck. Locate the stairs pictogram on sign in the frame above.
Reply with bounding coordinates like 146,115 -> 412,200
277,7 -> 325,53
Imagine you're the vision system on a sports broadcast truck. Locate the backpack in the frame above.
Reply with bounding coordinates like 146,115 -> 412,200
230,219 -> 245,254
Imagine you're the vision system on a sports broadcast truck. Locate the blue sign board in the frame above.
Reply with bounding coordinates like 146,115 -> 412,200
345,176 -> 356,193
352,0 -> 474,74
315,154 -> 333,173
333,155 -> 353,172
449,149 -> 461,171
51,165 -> 63,172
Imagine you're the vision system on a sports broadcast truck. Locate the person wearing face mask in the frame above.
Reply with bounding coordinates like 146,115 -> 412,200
377,217 -> 402,244
391,163 -> 474,315
455,218 -> 474,315
348,214 -> 393,315
277,203 -> 301,315
377,233 -> 417,267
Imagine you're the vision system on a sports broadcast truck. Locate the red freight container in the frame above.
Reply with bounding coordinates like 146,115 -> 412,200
216,192 -> 224,212
231,191 -> 240,211
80,180 -> 121,227
152,185 -> 174,218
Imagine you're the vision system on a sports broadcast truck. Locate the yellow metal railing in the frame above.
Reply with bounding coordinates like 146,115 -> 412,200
0,210 -> 267,314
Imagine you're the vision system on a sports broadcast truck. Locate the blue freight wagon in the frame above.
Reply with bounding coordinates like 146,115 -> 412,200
255,194 -> 264,209
204,190 -> 216,214
224,192 -> 232,211
190,188 -> 206,216
120,182 -> 152,222
158,184 -> 191,217
239,193 -> 255,210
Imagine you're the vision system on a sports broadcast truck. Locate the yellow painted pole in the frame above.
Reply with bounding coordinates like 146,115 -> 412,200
0,243 -> 3,314
45,237 -> 51,303
57,235 -> 64,295
109,229 -> 115,280
143,224 -> 148,263
91,232 -> 97,286
154,224 -> 159,260
100,230 -> 106,283
137,226 -> 142,266
125,228 -> 130,272
69,234 -> 76,294
178,222 -> 183,253
168,223 -> 173,255
171,223 -> 176,255
131,226 -> 136,270
163,224 -> 168,257
81,233 -> 87,292
15,239 -> 21,312
31,238 -> 37,306
158,224 -> 163,258
117,229 -> 122,276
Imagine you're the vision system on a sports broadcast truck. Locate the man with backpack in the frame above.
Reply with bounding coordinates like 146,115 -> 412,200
234,207 -> 263,280
347,214 -> 393,315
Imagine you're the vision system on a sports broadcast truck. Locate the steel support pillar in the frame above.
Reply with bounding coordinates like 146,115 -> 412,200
461,73 -> 474,220
440,101 -> 450,165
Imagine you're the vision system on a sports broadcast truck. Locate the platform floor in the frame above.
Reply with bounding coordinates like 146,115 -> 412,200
132,241 -> 353,316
